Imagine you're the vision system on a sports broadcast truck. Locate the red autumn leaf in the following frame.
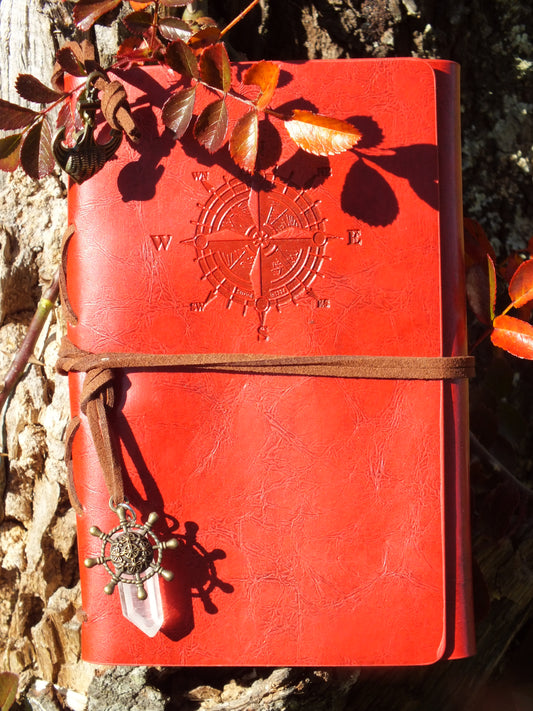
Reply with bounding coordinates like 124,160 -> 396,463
72,0 -> 122,31
20,118 -> 55,180
187,26 -> 222,50
230,110 -> 258,173
162,86 -> 196,138
165,39 -> 199,78
15,74 -> 64,104
199,43 -> 231,93
0,99 -> 38,130
285,110 -> 362,156
491,315 -> 533,359
463,217 -> 496,269
243,60 -> 280,110
466,254 -> 497,325
123,10 -> 153,34
116,36 -> 153,66
508,259 -> 533,309
193,98 -> 228,153
158,17 -> 193,43
0,134 -> 23,172
129,1 -> 153,9
56,46 -> 87,77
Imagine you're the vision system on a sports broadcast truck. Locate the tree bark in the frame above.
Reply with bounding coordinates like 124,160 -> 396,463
1,1 -> 532,709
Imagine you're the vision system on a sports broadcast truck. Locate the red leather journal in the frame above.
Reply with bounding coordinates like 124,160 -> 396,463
62,58 -> 475,665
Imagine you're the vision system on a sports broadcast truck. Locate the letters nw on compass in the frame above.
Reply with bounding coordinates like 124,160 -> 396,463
185,173 -> 339,341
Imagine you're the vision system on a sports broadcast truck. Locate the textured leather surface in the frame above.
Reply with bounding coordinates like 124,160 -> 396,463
65,58 -> 474,665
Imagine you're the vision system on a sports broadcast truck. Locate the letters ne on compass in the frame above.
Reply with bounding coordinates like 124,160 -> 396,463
186,174 -> 338,340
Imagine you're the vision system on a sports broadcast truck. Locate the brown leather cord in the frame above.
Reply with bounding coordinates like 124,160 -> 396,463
57,338 -> 475,514
59,225 -> 78,326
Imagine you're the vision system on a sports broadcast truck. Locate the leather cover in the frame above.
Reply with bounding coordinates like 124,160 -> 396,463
64,58 -> 475,665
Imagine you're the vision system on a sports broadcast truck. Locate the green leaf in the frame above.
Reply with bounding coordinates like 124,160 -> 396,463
15,74 -> 64,104
0,672 -> 18,711
0,99 -> 38,130
230,109 -> 258,173
193,98 -> 228,153
20,119 -> 55,180
72,0 -> 122,31
165,39 -> 199,79
285,110 -> 362,155
158,17 -> 193,42
200,43 -> 231,93
162,86 -> 196,138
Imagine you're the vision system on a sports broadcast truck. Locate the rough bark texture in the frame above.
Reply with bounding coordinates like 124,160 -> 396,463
0,1 -> 532,710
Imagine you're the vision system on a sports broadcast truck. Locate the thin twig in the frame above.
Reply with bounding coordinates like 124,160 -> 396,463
220,0 -> 261,38
470,431 -> 533,498
0,269 -> 60,411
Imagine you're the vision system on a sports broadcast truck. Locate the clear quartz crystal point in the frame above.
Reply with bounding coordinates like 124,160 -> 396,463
118,574 -> 164,637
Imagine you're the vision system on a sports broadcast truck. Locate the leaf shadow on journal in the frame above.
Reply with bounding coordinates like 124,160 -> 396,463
113,372 -> 235,642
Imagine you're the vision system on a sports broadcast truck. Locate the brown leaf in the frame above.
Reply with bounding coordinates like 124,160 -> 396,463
0,99 -> 38,130
123,10 -> 153,34
230,110 -> 258,173
0,134 -> 22,172
285,110 -> 361,156
199,43 -> 231,92
158,17 -> 193,42
466,255 -> 497,325
165,39 -> 199,79
56,46 -> 87,78
73,0 -> 122,31
15,74 -> 64,104
162,87 -> 196,138
193,98 -> 228,153
160,0 -> 190,5
508,259 -> 533,309
491,315 -> 533,359
20,119 -> 55,180
0,672 -> 18,711
244,61 -> 280,110
187,26 -> 222,50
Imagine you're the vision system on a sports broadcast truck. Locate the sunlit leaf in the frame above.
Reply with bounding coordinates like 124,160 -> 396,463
0,100 -> 38,130
200,43 -> 231,93
20,119 -> 55,180
0,672 -> 18,711
56,46 -> 87,77
158,17 -> 193,42
162,86 -> 196,138
243,60 -> 280,110
230,109 -> 258,173
466,254 -> 497,325
193,98 -> 228,153
165,39 -> 199,78
15,74 -> 64,104
285,110 -> 361,156
508,259 -> 533,309
187,26 -> 222,49
123,10 -> 153,34
491,315 -> 533,359
116,36 -> 152,66
73,0 -> 122,31
0,134 -> 22,172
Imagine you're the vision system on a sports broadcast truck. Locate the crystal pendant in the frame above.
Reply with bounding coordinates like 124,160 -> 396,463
118,574 -> 164,637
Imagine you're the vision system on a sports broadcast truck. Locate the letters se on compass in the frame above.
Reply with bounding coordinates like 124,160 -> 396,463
184,173 -> 340,340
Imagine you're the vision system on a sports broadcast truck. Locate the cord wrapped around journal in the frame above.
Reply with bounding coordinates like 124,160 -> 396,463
59,58 -> 475,665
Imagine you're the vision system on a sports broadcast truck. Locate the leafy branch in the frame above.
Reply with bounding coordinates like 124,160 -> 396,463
0,0 -> 362,181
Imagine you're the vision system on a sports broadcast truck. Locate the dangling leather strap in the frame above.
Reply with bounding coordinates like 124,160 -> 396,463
57,338 -> 475,514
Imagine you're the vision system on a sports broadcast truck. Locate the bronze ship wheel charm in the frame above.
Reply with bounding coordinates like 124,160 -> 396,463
53,71 -> 123,184
84,501 -> 178,600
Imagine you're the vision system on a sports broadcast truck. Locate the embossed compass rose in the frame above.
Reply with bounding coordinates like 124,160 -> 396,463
187,174 -> 337,340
